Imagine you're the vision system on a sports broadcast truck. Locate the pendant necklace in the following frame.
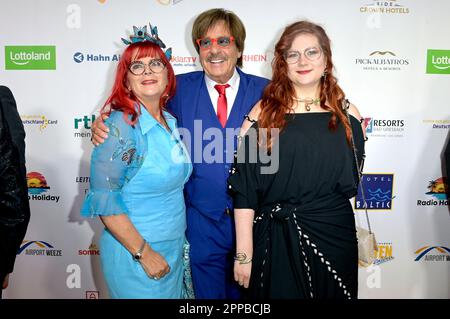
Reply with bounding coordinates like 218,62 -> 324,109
293,97 -> 320,111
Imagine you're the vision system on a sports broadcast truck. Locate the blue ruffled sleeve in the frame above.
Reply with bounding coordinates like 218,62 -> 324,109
81,111 -> 143,218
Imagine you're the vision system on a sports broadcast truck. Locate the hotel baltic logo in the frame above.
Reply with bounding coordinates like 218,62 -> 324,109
354,173 -> 394,210
5,46 -> 56,70
426,50 -> 450,74
360,0 -> 410,14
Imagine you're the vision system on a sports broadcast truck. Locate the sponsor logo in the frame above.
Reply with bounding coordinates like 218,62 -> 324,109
417,177 -> 448,206
73,52 -> 120,63
17,240 -> 63,256
364,117 -> 405,137
426,49 -> 450,74
79,243 -> 100,256
74,115 -> 96,138
355,51 -> 410,72
76,176 -> 90,194
86,291 -> 100,299
21,115 -> 58,132
360,0 -> 410,14
170,56 -> 197,68
374,242 -> 394,265
156,0 -> 184,5
5,46 -> 56,70
354,173 -> 395,210
27,171 -> 60,202
243,53 -> 268,63
422,119 -> 450,130
414,246 -> 450,262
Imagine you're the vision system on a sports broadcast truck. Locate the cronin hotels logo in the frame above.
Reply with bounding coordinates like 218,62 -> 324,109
360,0 -> 410,14
27,171 -> 60,202
414,246 -> 450,262
156,0 -> 185,5
417,177 -> 448,206
354,173 -> 394,210
17,240 -> 62,257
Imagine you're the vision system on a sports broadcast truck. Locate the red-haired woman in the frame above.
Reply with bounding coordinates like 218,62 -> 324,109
228,21 -> 366,299
81,24 -> 192,298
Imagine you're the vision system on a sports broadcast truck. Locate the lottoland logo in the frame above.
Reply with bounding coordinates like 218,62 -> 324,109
426,50 -> 450,74
5,46 -> 56,70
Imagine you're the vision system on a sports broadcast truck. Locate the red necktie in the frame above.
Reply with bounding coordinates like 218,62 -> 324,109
214,84 -> 230,128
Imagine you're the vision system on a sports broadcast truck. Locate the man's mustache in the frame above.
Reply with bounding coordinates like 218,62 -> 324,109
206,54 -> 228,62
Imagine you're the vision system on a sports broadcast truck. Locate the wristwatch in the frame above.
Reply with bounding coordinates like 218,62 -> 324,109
133,240 -> 146,261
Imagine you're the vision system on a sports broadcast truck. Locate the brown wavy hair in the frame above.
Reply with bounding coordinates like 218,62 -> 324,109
258,21 -> 352,151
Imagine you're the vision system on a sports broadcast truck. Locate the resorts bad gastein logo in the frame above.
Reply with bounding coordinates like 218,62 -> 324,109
17,240 -> 62,257
79,243 -> 100,256
414,246 -> 450,262
417,177 -> 448,206
364,117 -> 405,138
27,171 -> 60,202
374,242 -> 394,265
354,173 -> 394,210
426,50 -> 450,74
73,52 -> 120,64
74,115 -> 96,138
5,46 -> 56,70
21,115 -> 58,132
355,51 -> 409,72
360,0 -> 410,14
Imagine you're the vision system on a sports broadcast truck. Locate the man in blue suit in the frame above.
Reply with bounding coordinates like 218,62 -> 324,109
92,9 -> 269,299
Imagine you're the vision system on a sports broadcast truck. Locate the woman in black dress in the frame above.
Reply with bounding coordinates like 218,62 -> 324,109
228,21 -> 366,299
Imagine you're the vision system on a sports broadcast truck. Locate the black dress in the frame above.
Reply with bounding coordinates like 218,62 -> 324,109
228,112 -> 365,299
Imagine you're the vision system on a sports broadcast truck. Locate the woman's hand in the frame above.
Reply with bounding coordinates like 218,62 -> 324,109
234,259 -> 252,288
139,244 -> 171,280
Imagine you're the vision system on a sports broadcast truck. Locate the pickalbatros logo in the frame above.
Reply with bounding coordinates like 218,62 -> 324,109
355,51 -> 409,71
360,0 -> 410,14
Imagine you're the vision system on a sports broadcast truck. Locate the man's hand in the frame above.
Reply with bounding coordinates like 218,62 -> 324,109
91,114 -> 110,146
2,273 -> 10,289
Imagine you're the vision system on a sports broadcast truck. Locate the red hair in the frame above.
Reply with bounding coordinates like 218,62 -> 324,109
258,21 -> 351,151
101,41 -> 176,125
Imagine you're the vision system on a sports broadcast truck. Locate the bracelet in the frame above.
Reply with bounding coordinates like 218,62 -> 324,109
234,252 -> 252,264
132,239 -> 146,261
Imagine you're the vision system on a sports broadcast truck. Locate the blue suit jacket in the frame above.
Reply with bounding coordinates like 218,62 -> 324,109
168,68 -> 269,221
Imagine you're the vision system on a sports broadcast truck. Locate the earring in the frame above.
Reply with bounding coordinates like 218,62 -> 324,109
322,70 -> 328,80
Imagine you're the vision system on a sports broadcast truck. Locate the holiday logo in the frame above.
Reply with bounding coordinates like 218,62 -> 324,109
27,171 -> 60,202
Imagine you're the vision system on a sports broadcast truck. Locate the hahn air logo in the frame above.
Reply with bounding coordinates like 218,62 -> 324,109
417,177 -> 448,206
5,46 -> 56,70
79,243 -> 100,256
364,117 -> 405,137
360,0 -> 410,14
414,246 -> 450,262
354,173 -> 394,210
374,242 -> 394,265
73,52 -> 120,63
27,171 -> 60,202
21,115 -> 58,132
74,115 -> 96,138
426,50 -> 450,74
17,240 -> 62,257
355,51 -> 409,71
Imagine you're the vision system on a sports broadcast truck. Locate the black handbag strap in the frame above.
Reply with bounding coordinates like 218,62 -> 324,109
342,99 -> 372,234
